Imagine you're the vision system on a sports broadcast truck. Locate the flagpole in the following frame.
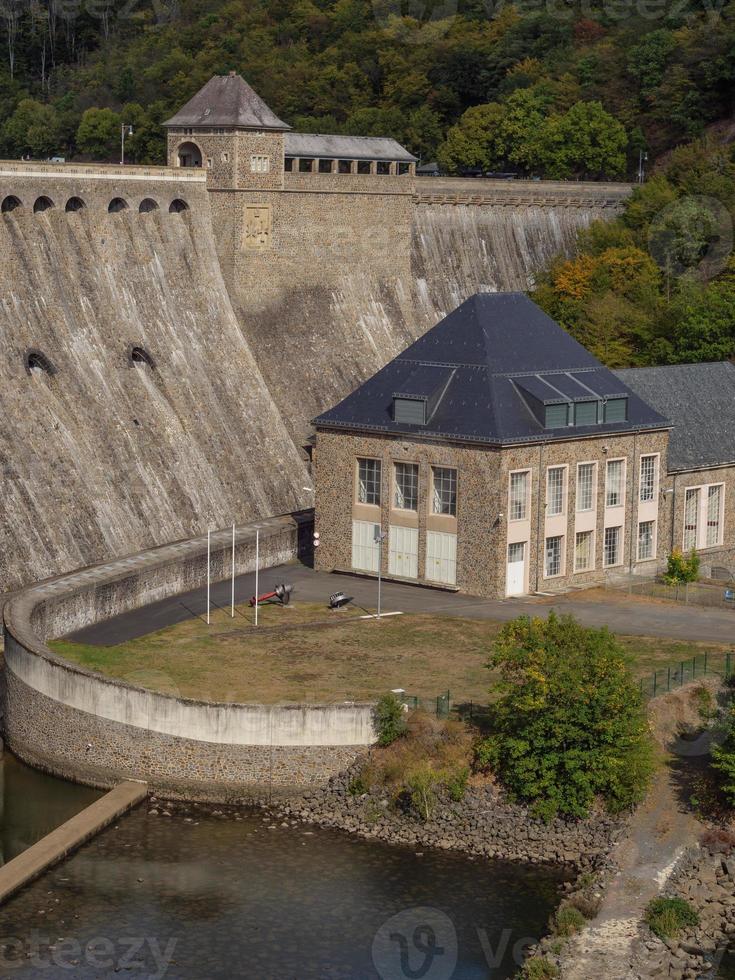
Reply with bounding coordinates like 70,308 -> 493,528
231,523 -> 236,618
255,529 -> 260,627
206,528 -> 211,626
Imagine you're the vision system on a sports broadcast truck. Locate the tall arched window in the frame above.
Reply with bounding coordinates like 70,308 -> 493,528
176,142 -> 202,168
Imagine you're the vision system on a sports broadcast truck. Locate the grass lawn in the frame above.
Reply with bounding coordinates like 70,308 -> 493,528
49,600 -> 733,706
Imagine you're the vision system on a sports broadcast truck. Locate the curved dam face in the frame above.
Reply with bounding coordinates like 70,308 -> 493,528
0,165 -> 308,590
223,176 -> 631,448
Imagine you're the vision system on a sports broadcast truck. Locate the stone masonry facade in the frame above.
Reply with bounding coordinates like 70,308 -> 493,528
314,425 -> 735,599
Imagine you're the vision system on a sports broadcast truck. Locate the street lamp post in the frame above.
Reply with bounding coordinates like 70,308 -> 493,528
374,526 -> 387,619
121,124 -> 133,166
637,150 -> 648,184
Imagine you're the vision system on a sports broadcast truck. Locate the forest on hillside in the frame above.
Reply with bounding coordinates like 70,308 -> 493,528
0,0 -> 733,175
0,0 -> 734,364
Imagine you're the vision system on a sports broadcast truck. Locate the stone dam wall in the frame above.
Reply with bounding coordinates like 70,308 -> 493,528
2,514 -> 376,802
0,162 -> 630,592
0,162 -> 310,591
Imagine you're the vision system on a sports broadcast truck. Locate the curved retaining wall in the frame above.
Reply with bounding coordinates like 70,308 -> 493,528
2,514 -> 376,802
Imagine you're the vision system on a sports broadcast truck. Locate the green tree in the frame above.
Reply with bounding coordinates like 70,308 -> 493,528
2,99 -> 61,158
437,102 -> 505,173
76,107 -> 121,161
538,101 -> 628,179
479,613 -> 654,820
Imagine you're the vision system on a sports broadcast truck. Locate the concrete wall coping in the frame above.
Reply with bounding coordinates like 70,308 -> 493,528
0,161 -> 206,183
3,512 -> 376,749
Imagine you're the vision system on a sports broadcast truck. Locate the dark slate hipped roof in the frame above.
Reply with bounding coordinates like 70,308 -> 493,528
164,74 -> 291,130
315,293 -> 669,445
285,133 -> 417,162
615,361 -> 735,472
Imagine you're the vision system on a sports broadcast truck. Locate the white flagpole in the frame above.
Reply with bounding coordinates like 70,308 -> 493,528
206,528 -> 211,626
231,523 -> 236,618
255,529 -> 260,627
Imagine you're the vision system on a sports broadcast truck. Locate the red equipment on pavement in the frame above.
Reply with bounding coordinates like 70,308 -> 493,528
249,583 -> 293,607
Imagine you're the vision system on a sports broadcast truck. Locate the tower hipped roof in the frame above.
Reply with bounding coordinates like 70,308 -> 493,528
164,73 -> 291,131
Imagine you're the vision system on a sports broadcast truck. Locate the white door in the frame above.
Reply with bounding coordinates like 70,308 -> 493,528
506,542 -> 526,596
389,525 -> 419,579
352,521 -> 380,573
426,531 -> 457,585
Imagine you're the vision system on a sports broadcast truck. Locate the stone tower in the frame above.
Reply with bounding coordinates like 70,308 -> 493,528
163,72 -> 290,191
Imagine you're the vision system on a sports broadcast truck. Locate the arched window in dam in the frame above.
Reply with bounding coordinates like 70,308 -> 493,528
129,346 -> 155,369
33,196 -> 55,213
139,198 -> 159,213
1,195 -> 22,213
25,349 -> 56,376
177,142 -> 202,168
169,199 -> 189,214
65,197 -> 86,212
108,198 -> 129,214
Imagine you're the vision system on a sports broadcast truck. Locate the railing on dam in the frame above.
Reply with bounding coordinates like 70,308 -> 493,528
0,159 -> 206,183
414,176 -> 634,209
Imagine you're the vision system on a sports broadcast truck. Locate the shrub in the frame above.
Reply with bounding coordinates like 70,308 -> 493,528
645,897 -> 699,938
478,613 -> 654,820
711,708 -> 735,807
406,762 -> 441,821
692,684 -> 716,723
664,548 -> 700,584
445,765 -> 469,802
374,693 -> 407,746
552,903 -> 586,937
520,958 -> 560,979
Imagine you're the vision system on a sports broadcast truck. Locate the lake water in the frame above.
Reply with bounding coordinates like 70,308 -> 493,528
0,756 -> 566,979
0,752 -> 100,865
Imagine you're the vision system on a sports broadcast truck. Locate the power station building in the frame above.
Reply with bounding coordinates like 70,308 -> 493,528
313,293 -> 735,598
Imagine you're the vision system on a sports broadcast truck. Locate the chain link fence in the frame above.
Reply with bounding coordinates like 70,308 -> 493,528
607,574 -> 735,610
639,650 -> 735,701
399,690 -> 451,718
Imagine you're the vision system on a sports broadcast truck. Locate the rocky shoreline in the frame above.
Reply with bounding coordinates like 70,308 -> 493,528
270,763 -> 628,873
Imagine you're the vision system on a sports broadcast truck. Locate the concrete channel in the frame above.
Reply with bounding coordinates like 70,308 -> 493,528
0,779 -> 147,904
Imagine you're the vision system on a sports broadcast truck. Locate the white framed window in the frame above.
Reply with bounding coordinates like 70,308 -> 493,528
683,488 -> 700,551
546,466 -> 566,517
221,151 -> 229,163
604,526 -> 622,567
357,458 -> 381,506
706,484 -> 724,547
576,462 -> 596,513
639,455 -> 658,502
544,535 -> 563,578
394,462 -> 418,511
637,520 -> 656,561
432,467 -> 457,516
574,530 -> 594,572
250,155 -> 270,173
509,470 -> 530,521
605,459 -> 625,508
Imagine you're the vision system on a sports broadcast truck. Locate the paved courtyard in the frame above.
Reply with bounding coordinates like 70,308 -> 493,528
72,561 -> 735,647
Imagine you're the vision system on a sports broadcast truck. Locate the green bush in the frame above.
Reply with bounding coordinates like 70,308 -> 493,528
478,613 -> 654,820
711,705 -> 735,806
520,958 -> 560,979
445,765 -> 469,802
374,693 -> 407,747
664,548 -> 700,584
552,903 -> 585,937
645,897 -> 699,938
406,762 -> 441,821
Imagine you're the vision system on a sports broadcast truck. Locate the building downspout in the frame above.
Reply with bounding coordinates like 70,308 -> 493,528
535,443 -> 543,593
628,431 -> 638,575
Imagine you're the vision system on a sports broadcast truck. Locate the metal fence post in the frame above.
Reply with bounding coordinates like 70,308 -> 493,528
653,671 -> 657,697
728,652 -> 732,679
680,661 -> 684,687
667,666 -> 671,692
704,651 -> 708,676
693,656 -> 697,679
